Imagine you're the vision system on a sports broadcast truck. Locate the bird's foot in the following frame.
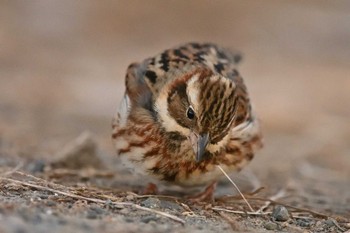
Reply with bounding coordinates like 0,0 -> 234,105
187,181 -> 217,203
141,182 -> 159,195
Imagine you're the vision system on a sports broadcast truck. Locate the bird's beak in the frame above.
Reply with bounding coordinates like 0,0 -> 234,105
189,132 -> 210,162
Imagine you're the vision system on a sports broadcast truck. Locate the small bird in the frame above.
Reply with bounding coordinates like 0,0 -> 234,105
112,42 -> 262,200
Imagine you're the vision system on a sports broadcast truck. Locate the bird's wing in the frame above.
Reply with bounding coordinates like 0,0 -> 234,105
125,43 -> 242,94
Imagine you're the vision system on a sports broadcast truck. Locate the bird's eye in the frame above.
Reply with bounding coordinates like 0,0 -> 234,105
186,106 -> 195,119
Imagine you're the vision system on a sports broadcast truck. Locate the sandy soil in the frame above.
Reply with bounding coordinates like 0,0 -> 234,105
1,1 -> 350,232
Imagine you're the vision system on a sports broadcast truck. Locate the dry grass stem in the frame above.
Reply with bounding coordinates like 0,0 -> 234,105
245,196 -> 330,219
216,191 -> 331,220
1,162 -> 24,176
0,168 -> 338,228
0,176 -> 185,225
212,206 -> 271,216
132,193 -> 180,201
329,218 -> 346,232
217,165 -> 254,212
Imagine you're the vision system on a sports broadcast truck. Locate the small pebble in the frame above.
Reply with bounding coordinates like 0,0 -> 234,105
38,194 -> 50,199
324,219 -> 335,227
86,210 -> 98,219
120,208 -> 130,215
28,160 -> 46,173
315,221 -> 322,227
264,221 -> 278,230
159,200 -> 182,211
104,199 -> 114,209
86,206 -> 105,219
113,204 -> 125,210
46,200 -> 56,207
19,210 -> 42,224
141,215 -> 158,223
125,194 -> 134,201
124,217 -> 134,223
45,209 -> 53,215
57,218 -> 67,225
141,198 -> 160,208
296,218 -> 313,227
271,205 -> 290,222
90,206 -> 105,215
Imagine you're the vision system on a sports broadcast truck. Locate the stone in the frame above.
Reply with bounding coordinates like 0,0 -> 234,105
28,160 -> 46,173
271,205 -> 290,222
264,221 -> 278,230
296,218 -> 313,227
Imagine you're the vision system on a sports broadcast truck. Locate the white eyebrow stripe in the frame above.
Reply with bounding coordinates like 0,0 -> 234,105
154,82 -> 189,136
186,73 -> 200,113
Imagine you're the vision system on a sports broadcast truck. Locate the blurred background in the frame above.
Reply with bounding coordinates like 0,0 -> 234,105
1,0 -> 349,216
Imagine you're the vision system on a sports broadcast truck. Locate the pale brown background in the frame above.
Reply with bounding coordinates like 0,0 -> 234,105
0,0 -> 349,231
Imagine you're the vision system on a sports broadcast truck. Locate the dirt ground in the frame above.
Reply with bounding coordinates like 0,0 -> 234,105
1,1 -> 350,232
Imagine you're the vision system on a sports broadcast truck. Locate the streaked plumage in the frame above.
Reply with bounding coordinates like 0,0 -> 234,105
112,42 -> 262,188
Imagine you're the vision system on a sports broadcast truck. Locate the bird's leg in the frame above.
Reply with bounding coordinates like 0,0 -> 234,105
141,182 -> 159,195
187,181 -> 217,203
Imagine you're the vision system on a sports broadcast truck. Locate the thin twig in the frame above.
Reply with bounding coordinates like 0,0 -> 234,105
179,202 -> 199,217
217,165 -> 254,212
292,215 -> 318,220
0,162 -> 24,176
245,196 -> 330,219
0,177 -> 185,225
249,186 -> 265,195
10,171 -> 76,191
212,206 -> 271,216
329,218 -> 346,232
131,193 -> 180,201
222,194 -> 331,219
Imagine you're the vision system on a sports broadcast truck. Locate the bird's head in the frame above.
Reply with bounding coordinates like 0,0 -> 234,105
155,67 -> 240,162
